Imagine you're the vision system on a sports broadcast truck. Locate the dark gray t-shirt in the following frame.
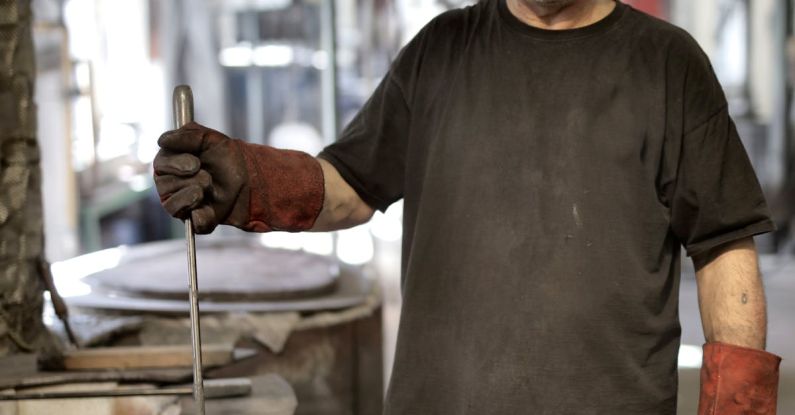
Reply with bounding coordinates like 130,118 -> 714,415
320,1 -> 775,413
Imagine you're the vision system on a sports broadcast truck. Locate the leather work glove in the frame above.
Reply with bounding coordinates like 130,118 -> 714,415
153,122 -> 324,234
698,342 -> 782,415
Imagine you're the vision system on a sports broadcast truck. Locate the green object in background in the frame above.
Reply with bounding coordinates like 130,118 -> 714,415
78,179 -> 154,253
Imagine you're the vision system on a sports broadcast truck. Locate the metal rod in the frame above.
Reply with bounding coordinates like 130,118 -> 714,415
0,387 -> 194,401
320,0 -> 339,146
38,258 -> 79,348
320,0 -> 341,257
172,85 -> 205,415
0,378 -> 252,401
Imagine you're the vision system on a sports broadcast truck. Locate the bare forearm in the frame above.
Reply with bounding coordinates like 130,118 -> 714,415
694,237 -> 767,349
310,158 -> 375,231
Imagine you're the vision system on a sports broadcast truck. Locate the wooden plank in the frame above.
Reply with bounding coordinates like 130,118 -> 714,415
0,378 -> 252,400
62,345 -> 235,370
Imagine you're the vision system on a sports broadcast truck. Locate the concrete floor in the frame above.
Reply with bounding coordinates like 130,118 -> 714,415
374,240 -> 795,413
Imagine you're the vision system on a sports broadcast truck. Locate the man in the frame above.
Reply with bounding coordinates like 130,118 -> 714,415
154,0 -> 782,413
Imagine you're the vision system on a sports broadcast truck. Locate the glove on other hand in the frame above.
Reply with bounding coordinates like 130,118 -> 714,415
698,342 -> 781,415
153,122 -> 324,234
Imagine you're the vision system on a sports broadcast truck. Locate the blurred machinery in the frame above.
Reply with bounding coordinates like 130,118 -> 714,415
53,237 -> 384,414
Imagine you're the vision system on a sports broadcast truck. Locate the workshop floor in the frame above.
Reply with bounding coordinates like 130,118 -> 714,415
373,243 -> 795,413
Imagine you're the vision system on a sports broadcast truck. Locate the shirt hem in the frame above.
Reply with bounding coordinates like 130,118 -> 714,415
684,219 -> 777,257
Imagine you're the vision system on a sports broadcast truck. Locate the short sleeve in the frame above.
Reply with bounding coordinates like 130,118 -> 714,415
318,73 -> 410,212
669,106 -> 775,257
318,14 -> 452,212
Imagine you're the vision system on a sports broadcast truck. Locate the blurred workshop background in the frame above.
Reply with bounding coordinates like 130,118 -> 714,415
0,0 -> 792,413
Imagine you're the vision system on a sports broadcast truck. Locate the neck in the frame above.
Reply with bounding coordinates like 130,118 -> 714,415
506,0 -> 616,30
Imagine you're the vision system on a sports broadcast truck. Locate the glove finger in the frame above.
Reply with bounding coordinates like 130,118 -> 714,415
154,170 -> 212,197
153,149 -> 200,176
158,122 -> 208,153
161,184 -> 204,218
191,205 -> 218,234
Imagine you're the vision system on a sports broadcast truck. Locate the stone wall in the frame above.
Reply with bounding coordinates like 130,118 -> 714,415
0,0 -> 56,356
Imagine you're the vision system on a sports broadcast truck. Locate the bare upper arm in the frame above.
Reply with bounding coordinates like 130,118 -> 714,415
693,236 -> 767,347
693,237 -> 761,299
310,158 -> 375,232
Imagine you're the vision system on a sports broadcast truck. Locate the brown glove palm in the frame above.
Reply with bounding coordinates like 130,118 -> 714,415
153,122 -> 324,234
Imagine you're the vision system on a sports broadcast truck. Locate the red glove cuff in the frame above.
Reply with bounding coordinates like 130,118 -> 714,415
698,342 -> 782,415
240,143 -> 325,232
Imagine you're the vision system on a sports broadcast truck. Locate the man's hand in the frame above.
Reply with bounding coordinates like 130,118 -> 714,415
153,122 -> 325,234
154,122 -> 248,233
693,237 -> 781,415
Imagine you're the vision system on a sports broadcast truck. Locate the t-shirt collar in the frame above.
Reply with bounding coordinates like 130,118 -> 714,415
497,0 -> 628,41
